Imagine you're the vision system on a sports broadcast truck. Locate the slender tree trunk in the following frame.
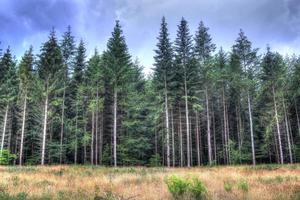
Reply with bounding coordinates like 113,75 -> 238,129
164,81 -> 170,167
205,86 -> 212,165
0,104 -> 9,155
222,87 -> 228,164
171,109 -> 175,167
91,111 -> 94,164
74,104 -> 78,164
99,111 -> 103,165
41,83 -> 48,165
95,86 -> 99,165
19,91 -> 27,165
113,88 -> 118,167
59,83 -> 66,164
294,99 -> 300,137
179,105 -> 183,167
212,110 -> 217,163
184,76 -> 190,167
283,98 -> 293,163
195,112 -> 200,166
272,86 -> 284,164
247,91 -> 256,165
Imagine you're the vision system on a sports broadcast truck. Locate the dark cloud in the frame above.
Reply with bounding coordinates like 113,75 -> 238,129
1,0 -> 300,74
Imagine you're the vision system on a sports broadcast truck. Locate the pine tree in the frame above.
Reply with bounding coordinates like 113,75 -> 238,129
103,21 -> 132,167
18,47 -> 34,165
153,17 -> 174,167
232,30 -> 258,165
38,29 -> 63,165
174,18 -> 195,167
194,21 -> 216,165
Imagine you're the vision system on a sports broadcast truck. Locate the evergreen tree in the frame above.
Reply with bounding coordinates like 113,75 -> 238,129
103,21 -> 132,166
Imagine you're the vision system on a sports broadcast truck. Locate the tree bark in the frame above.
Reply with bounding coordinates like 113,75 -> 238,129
19,91 -> 27,165
247,91 -> 256,165
171,109 -> 175,167
0,104 -> 9,154
184,76 -> 190,167
272,86 -> 283,164
179,105 -> 183,167
283,98 -> 293,163
164,80 -> 170,167
91,111 -> 94,164
195,112 -> 200,166
205,86 -> 212,165
113,88 -> 118,167
59,83 -> 66,164
41,83 -> 48,165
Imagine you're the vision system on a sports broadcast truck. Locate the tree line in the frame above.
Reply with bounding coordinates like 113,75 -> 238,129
0,18 -> 299,167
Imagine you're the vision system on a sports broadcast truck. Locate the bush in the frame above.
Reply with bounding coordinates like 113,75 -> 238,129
237,180 -> 249,192
0,150 -> 16,165
224,181 -> 233,192
165,175 -> 206,200
149,154 -> 161,167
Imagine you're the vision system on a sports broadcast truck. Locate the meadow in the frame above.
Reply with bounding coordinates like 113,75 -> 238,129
0,165 -> 299,200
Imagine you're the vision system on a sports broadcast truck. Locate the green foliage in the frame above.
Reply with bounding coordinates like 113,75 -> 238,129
223,181 -> 233,192
149,154 -> 162,167
165,176 -> 206,200
237,180 -> 249,192
0,150 -> 16,165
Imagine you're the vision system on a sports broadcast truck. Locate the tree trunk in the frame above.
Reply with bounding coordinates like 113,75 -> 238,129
247,91 -> 256,165
195,112 -> 200,166
113,88 -> 118,167
0,104 -> 9,154
91,111 -> 94,164
184,76 -> 190,167
171,109 -> 175,167
294,99 -> 300,137
164,81 -> 170,167
41,83 -> 48,165
74,104 -> 78,164
272,86 -> 283,164
95,86 -> 99,165
179,105 -> 183,167
19,91 -> 27,165
283,98 -> 293,163
59,83 -> 66,164
222,87 -> 228,164
205,86 -> 212,165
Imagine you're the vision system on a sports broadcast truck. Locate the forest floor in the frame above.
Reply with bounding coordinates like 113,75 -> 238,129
0,164 -> 299,200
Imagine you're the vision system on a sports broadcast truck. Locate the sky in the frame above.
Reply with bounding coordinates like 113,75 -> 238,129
1,0 -> 300,74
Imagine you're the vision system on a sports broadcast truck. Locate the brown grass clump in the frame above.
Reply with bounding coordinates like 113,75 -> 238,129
0,164 -> 299,199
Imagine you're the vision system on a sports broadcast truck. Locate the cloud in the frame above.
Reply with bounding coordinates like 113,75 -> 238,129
1,0 -> 300,74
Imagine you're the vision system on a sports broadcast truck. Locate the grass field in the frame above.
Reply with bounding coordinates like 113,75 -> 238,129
0,164 -> 299,200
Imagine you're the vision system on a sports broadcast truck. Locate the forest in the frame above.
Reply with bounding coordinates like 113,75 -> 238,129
0,17 -> 300,167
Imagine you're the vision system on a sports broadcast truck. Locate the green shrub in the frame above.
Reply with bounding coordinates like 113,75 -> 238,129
224,181 -> 233,192
237,180 -> 249,192
165,175 -> 206,200
189,178 -> 206,199
0,191 -> 27,200
0,150 -> 16,165
149,154 -> 161,167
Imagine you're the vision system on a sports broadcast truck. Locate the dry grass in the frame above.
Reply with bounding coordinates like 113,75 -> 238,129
0,164 -> 299,199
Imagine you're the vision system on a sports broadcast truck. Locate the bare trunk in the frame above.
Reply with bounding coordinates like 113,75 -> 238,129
247,91 -> 256,165
273,86 -> 283,164
19,92 -> 27,165
222,87 -> 228,164
171,109 -> 175,167
113,88 -> 117,167
91,111 -> 94,164
59,83 -> 66,164
164,81 -> 170,167
294,99 -> 300,137
283,98 -> 293,163
195,112 -> 200,166
184,76 -> 190,167
205,86 -> 212,165
41,83 -> 48,165
74,104 -> 78,164
95,86 -> 99,165
179,106 -> 183,167
0,104 -> 9,154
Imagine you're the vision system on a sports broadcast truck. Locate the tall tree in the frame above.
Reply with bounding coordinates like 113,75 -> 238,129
153,17 -> 174,167
18,47 -> 34,165
194,21 -> 216,165
103,21 -> 132,167
232,30 -> 258,165
38,29 -> 63,165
